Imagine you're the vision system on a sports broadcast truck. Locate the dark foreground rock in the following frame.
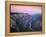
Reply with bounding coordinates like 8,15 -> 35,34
10,13 -> 42,32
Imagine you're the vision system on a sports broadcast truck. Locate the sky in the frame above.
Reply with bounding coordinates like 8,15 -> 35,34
11,5 -> 41,15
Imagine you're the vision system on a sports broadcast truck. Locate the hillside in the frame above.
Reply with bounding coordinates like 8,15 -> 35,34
10,13 -> 42,32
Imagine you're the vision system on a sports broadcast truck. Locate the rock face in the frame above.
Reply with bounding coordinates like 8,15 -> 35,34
10,13 -> 42,32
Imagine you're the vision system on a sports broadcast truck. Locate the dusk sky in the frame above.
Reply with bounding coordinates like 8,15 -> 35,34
11,5 -> 41,15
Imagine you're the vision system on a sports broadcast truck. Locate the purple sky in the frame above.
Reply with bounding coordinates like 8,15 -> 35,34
11,5 -> 41,15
